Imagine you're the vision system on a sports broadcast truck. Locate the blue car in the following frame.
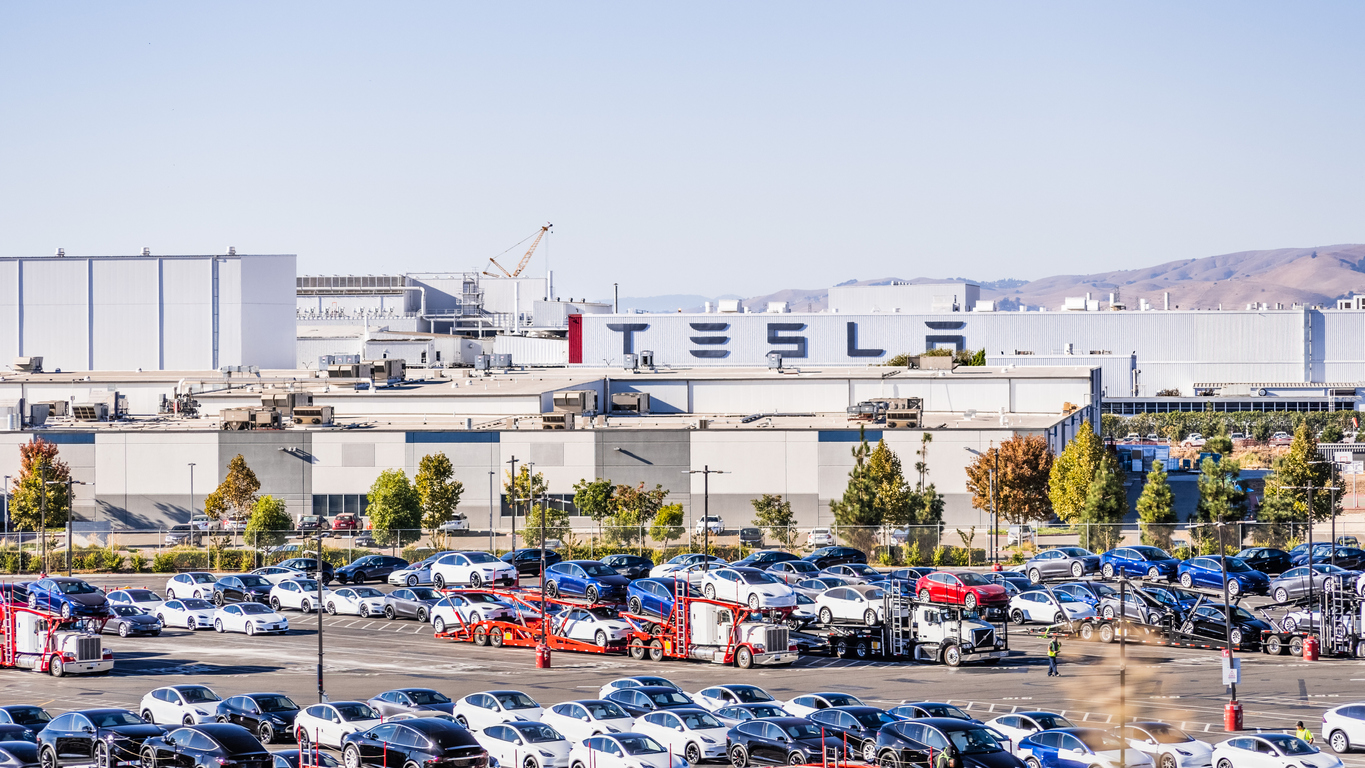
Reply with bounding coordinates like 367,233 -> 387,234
1018,727 -> 1135,768
625,577 -> 700,619
1100,546 -> 1180,580
1050,581 -> 1116,607
544,560 -> 631,603
1176,556 -> 1270,596
1139,584 -> 1200,615
26,577 -> 110,619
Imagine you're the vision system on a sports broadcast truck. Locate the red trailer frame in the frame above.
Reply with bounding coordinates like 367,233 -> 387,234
0,601 -> 110,673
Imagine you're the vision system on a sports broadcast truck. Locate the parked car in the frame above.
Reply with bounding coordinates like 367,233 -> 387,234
430,593 -> 518,633
35,710 -> 165,768
808,707 -> 901,763
807,528 -> 836,548
602,688 -> 696,719
388,552 -> 455,587
276,558 -> 335,584
1177,556 -> 1270,596
211,574 -> 275,606
26,577 -> 109,618
738,527 -> 763,546
212,603 -> 289,635
1270,564 -> 1359,603
697,567 -> 796,609
542,700 -> 635,743
0,707 -> 51,728
986,712 -> 1076,752
1321,703 -> 1365,754
292,701 -> 381,750
166,524 -> 202,546
793,576 -> 858,598
914,571 -> 1008,609
1018,728 -> 1154,768
803,546 -> 867,570
452,692 -> 544,731
1181,434 -> 1206,448
324,586 -> 388,617
823,563 -> 882,583
814,585 -> 886,625
140,685 -> 223,726
1052,581 -> 1117,608
782,693 -> 864,719
601,553 -> 655,579
1118,722 -> 1213,768
332,513 -> 360,532
334,555 -> 409,585
985,572 -> 1034,593
1009,590 -> 1095,625
649,554 -> 727,578
712,704 -> 792,728
691,685 -> 775,712
105,604 -> 164,637
1096,589 -> 1173,625
340,718 -> 486,768
544,561 -> 631,603
727,718 -> 848,767
890,567 -> 937,582
382,587 -> 442,621
566,734 -> 687,768
732,550 -> 796,569
431,551 -> 519,589
766,560 -> 820,585
501,548 -> 563,577
165,572 -> 219,600
477,721 -> 571,768
1024,548 -> 1101,582
1235,547 -> 1293,576
437,514 -> 469,533
886,702 -> 977,721
555,606 -> 634,647
156,598 -> 218,630
1270,432 -> 1294,447
634,708 -> 729,764
366,689 -> 455,719
296,516 -> 331,536
1210,734 -> 1340,768
106,588 -> 164,613
597,677 -> 684,701
875,718 -> 1014,768
268,579 -> 331,612
694,516 -> 724,536
1183,603 -> 1271,649
249,566 -> 306,584
138,723 -> 272,768
1100,546 -> 1181,580
1291,545 -> 1365,571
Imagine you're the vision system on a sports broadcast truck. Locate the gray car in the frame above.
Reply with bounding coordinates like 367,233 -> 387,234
382,587 -> 442,621
366,688 -> 456,719
1025,547 -> 1101,582
1269,563 -> 1358,603
103,604 -> 163,637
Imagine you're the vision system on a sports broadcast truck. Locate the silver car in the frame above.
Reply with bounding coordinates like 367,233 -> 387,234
1269,564 -> 1358,603
388,552 -> 456,587
1025,547 -> 1101,582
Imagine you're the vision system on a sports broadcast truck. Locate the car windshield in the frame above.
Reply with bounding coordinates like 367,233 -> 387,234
796,593 -> 814,605
649,691 -> 692,706
517,724 -> 562,743
1032,715 -> 1073,729
0,727 -> 36,743
782,722 -> 824,740
1224,558 -> 1253,573
738,571 -> 780,584
407,691 -> 451,705
728,687 -> 773,703
679,711 -> 723,729
56,581 -> 98,595
1092,583 -> 1116,596
1059,548 -> 1092,557
89,712 -> 145,727
352,587 -> 384,598
410,588 -> 440,600
1052,593 -> 1081,603
579,563 -> 617,577
239,576 -> 271,588
947,728 -> 1005,755
957,573 -> 991,586
1142,724 -> 1192,744
824,694 -> 861,707
6,708 -> 50,725
182,599 -> 214,610
495,693 -> 538,710
921,704 -> 969,719
586,702 -> 628,719
618,736 -> 666,755
1264,735 -> 1316,755
191,574 -> 216,583
1214,605 -> 1255,622
336,703 -> 377,721
179,687 -> 220,703
1132,547 -> 1169,560
465,553 -> 498,564
239,603 -> 273,615
853,711 -> 899,728
587,607 -> 619,620
747,705 -> 787,718
128,590 -> 159,601
113,606 -> 141,616
294,581 -> 320,592
635,677 -> 677,688
256,696 -> 299,713
1075,732 -> 1125,751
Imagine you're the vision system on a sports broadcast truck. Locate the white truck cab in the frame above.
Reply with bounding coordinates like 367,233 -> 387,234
687,603 -> 796,668
911,604 -> 1007,666
5,609 -> 113,677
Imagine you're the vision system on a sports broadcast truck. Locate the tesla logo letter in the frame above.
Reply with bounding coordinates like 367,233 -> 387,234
846,322 -> 884,358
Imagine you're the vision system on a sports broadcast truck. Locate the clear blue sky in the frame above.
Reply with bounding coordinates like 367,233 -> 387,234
2,3 -> 1361,300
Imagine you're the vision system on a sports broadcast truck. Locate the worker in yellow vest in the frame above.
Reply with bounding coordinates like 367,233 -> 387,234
1296,722 -> 1314,744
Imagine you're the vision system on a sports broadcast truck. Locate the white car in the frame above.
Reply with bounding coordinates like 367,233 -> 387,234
694,516 -> 724,536
453,691 -> 544,731
766,560 -> 820,585
1210,735 -> 1341,768
597,677 -> 682,701
431,593 -> 519,634
807,528 -> 835,547
437,515 -> 470,533
212,602 -> 289,635
155,598 -> 217,630
251,565 -> 307,584
1182,434 -> 1207,448
633,709 -> 729,764
388,553 -> 455,587
986,713 -> 1076,755
649,555 -> 726,579
567,734 -> 688,768
783,693 -> 863,718
788,593 -> 819,629
813,585 -> 886,625
697,568 -> 797,610
1322,703 -> 1365,754
556,607 -> 633,647
293,701 -> 381,749
106,588 -> 164,613
139,684 -> 222,725
431,551 -> 519,589
792,576 -> 858,599
478,721 -> 572,768
270,579 -> 331,612
1119,723 -> 1213,768
543,700 -> 636,743
691,685 -> 776,712
1009,590 -> 1097,624
1019,730 -> 1153,768
326,586 -> 387,617
165,572 -> 218,600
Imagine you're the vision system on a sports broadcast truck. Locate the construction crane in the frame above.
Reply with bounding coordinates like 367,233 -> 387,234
483,223 -> 552,278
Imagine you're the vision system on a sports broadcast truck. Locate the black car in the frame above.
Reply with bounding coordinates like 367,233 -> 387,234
341,718 -> 486,768
1235,547 -> 1293,576
603,687 -> 697,717
0,741 -> 37,768
984,572 -> 1034,592
1183,603 -> 1272,649
104,604 -> 163,637
738,528 -> 764,546
600,554 -> 654,579
500,549 -> 563,577
0,708 -> 50,728
366,690 -> 456,719
732,551 -> 799,569
0,725 -> 37,743
140,724 -> 272,768
272,750 -> 341,768
808,707 -> 900,763
36,709 -> 165,768
727,718 -> 848,766
889,567 -> 936,581
212,575 -> 276,606
0,583 -> 29,605
276,558 -> 335,584
1293,546 -> 1365,571
803,547 -> 868,570
877,719 -> 1021,768
215,694 -> 301,744
335,555 -> 410,585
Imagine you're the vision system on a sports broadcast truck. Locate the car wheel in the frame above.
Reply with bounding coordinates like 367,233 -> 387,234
1274,587 -> 1290,603
352,574 -> 364,585
522,757 -> 538,768
27,594 -> 37,609
736,645 -> 754,668
118,623 -> 130,637
1160,753 -> 1177,768
628,597 -> 643,614
595,630 -> 609,647
1266,636 -> 1285,655
326,602 -> 338,615
1283,617 -> 1298,633
748,593 -> 762,611
730,745 -> 749,768
302,599 -> 315,614
344,745 -> 362,768
60,602 -> 72,619
212,592 -> 224,607
433,573 -> 447,590
140,747 -> 156,768
270,597 -> 282,611
1102,606 -> 1116,620
246,623 -> 257,636
407,574 -> 419,587
1072,562 -> 1084,578
1330,730 -> 1351,754
863,740 -> 877,763
918,588 -> 932,602
703,583 -> 716,600
434,617 -> 447,633
1011,609 -> 1026,625
943,644 -> 962,667
1230,628 -> 1244,646
1227,580 -> 1240,597
298,730 -> 310,752
258,722 -> 274,743
1147,566 -> 1161,580
864,609 -> 878,626
786,617 -> 804,631
1102,564 -> 1115,579
1180,573 -> 1194,588
470,573 -> 483,589
818,607 -> 833,625
417,607 -> 429,623
879,752 -> 902,768
545,581 -> 559,598
586,585 -> 599,603
385,606 -> 397,620
215,619 -> 225,633
1028,569 -> 1042,584
834,638 -> 850,657
455,715 -> 469,728
964,593 -> 978,610
787,753 -> 806,766
1099,623 -> 1117,644
1025,759 -> 1042,768
685,742 -> 702,764
1218,759 -> 1234,768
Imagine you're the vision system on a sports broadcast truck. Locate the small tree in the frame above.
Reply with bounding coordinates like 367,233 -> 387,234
606,483 -> 669,546
830,431 -> 881,552
650,504 -> 685,551
368,470 -> 422,546
245,495 -> 293,550
572,478 -> 615,543
204,454 -> 261,525
415,452 -> 464,542
1048,423 -> 1107,524
1079,457 -> 1126,552
964,434 -> 1054,524
523,503 -> 571,548
1192,456 -> 1247,549
9,439 -> 71,532
1261,423 -> 1334,522
751,494 -> 797,548
1136,461 -> 1177,549
1320,422 -> 1344,443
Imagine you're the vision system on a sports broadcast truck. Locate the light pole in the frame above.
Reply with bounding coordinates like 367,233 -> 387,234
2,474 -> 9,541
280,445 -> 325,703
1118,575 -> 1128,764
682,466 -> 727,572
488,471 -> 496,553
55,479 -> 86,577
188,462 -> 196,527
505,457 -> 518,554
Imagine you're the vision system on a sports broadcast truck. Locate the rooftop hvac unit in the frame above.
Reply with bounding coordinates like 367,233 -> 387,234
766,352 -> 783,370
13,357 -> 42,373
72,403 -> 109,422
474,354 -> 491,371
553,389 -> 598,414
220,407 -> 254,430
490,354 -> 512,370
886,408 -> 923,429
872,397 -> 921,412
611,392 -> 651,414
622,353 -> 638,370
639,350 -> 655,368
251,408 -> 282,429
366,359 -> 406,382
28,404 -> 50,427
912,355 -> 955,370
262,391 -> 313,412
42,400 -> 69,417
846,401 -> 882,417
327,363 -> 363,378
292,405 -> 334,425
542,412 -> 575,430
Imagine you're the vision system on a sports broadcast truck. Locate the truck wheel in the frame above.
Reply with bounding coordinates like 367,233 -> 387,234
1099,623 -> 1116,644
943,644 -> 962,667
834,638 -> 850,657
1266,636 -> 1284,655
490,630 -> 504,647
49,658 -> 64,677
736,646 -> 754,669
649,639 -> 664,661
854,640 -> 869,658
629,640 -> 647,660
1078,622 -> 1095,641
729,745 -> 749,768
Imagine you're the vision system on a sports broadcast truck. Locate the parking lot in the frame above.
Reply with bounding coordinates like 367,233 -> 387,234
6,571 -> 1365,766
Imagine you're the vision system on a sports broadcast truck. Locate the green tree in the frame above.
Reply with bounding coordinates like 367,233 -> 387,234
1135,462 -> 1177,549
1261,423 -> 1333,522
367,469 -> 422,546
964,434 -> 1054,524
869,440 -> 914,525
9,439 -> 71,532
1203,429 -> 1234,456
1192,456 -> 1247,550
830,431 -> 881,552
1048,424 -> 1108,524
523,503 -> 571,547
649,503 -> 685,549
1079,458 -> 1126,552
572,478 -> 616,542
245,495 -> 293,550
751,494 -> 797,548
1320,422 -> 1344,443
968,348 -> 986,366
415,452 -> 464,532
203,454 -> 261,525
606,483 -> 669,546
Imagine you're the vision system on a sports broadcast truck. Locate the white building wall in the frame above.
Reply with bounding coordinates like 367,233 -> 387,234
829,283 -> 980,314
161,258 -> 215,370
240,255 -> 298,369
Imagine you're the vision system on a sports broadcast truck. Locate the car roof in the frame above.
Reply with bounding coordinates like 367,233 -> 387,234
917,718 -> 981,731
634,686 -> 684,693
829,706 -> 884,714
77,708 -> 136,715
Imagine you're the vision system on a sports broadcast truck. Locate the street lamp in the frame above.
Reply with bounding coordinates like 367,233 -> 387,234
682,466 -> 727,572
280,446 -> 325,703
53,479 -> 86,577
505,457 -> 519,554
488,471 -> 496,553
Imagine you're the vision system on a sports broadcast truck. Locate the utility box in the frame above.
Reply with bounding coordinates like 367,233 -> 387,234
611,392 -> 651,414
13,357 -> 43,373
41,400 -> 69,418
552,389 -> 598,414
491,353 -> 512,369
639,350 -> 655,368
292,405 -> 334,425
622,353 -> 638,370
912,355 -> 955,370
327,363 -> 363,378
221,406 -> 280,430
71,403 -> 109,422
262,391 -> 313,413
366,359 -> 406,382
766,352 -> 783,370
28,404 -> 49,427
542,413 -> 575,430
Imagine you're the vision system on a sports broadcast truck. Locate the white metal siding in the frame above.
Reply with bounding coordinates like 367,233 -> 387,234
492,335 -> 568,366
92,259 -> 160,370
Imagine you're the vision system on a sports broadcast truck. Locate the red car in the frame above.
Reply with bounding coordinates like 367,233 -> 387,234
914,571 -> 1008,609
332,513 -> 359,532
